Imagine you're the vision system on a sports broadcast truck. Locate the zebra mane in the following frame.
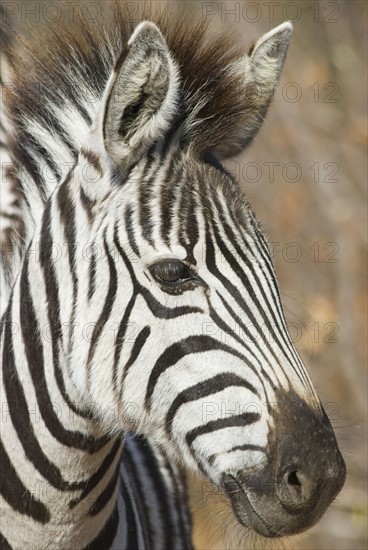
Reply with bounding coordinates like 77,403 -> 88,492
7,1 -> 254,158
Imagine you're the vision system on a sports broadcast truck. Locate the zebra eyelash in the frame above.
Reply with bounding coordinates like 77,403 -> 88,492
148,259 -> 206,294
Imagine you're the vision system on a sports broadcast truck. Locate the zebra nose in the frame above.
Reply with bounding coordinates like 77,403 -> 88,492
277,468 -> 313,508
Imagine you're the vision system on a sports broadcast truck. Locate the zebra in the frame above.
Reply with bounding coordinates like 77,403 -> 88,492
0,2 -> 346,549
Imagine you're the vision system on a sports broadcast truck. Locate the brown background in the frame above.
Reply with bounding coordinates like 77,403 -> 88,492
5,1 -> 367,548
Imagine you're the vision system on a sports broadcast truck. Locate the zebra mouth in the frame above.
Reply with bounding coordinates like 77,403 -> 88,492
223,474 -> 280,538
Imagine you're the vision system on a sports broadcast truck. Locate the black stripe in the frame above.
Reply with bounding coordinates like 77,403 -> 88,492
80,186 -> 96,223
88,246 -> 97,302
28,132 -> 61,181
120,326 -> 151,399
249,222 -> 285,305
120,472 -> 140,549
160,153 -> 182,245
86,234 -> 118,392
89,460 -> 120,516
70,439 -> 122,509
145,335 -> 257,411
0,531 -> 12,550
57,170 -> 78,355
177,178 -> 191,250
12,137 -> 46,201
135,439 -> 174,550
141,287 -> 202,319
139,155 -> 161,246
0,211 -> 18,220
159,112 -> 183,158
67,92 -> 92,126
165,372 -> 259,437
215,195 -> 284,324
80,148 -> 103,177
184,186 -> 200,264
125,204 -> 140,258
208,444 -> 265,465
161,454 -> 192,544
123,440 -> 154,547
112,294 -> 136,392
217,291 -> 285,386
186,412 -> 260,449
248,217 -> 289,318
40,109 -> 77,159
84,503 -> 119,550
0,438 -> 50,524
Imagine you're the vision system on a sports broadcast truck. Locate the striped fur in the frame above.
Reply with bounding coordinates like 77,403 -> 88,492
0,5 -> 23,311
1,2 -> 345,548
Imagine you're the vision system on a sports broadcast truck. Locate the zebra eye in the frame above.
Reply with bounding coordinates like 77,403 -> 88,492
149,260 -> 193,285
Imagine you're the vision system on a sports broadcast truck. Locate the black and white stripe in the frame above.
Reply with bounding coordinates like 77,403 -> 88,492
0,4 -> 345,548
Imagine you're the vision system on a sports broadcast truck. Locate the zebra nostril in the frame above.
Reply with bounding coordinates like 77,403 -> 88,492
278,469 -> 312,508
287,470 -> 301,488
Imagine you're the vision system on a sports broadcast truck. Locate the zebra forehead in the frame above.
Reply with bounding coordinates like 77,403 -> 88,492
143,153 -> 252,236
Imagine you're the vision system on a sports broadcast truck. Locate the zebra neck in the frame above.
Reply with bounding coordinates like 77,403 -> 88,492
1,245 -> 126,547
1,311 -> 124,545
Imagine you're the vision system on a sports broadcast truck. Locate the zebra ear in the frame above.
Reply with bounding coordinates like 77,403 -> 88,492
249,21 -> 292,89
213,22 -> 293,159
103,22 -> 180,167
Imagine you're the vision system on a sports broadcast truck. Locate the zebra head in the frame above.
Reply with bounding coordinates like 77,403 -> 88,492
66,20 -> 345,538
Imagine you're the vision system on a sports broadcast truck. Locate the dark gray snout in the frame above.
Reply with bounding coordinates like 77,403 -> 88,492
223,394 -> 346,537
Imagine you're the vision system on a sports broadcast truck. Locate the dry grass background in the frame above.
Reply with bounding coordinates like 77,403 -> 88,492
5,0 -> 367,548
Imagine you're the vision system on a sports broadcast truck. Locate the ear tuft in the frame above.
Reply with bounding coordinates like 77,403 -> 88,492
103,21 -> 180,168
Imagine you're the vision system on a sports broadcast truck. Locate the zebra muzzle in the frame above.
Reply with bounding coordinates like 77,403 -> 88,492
221,397 -> 346,537
223,455 -> 345,538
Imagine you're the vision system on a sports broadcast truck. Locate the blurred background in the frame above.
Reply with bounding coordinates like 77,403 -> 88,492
3,1 -> 367,548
